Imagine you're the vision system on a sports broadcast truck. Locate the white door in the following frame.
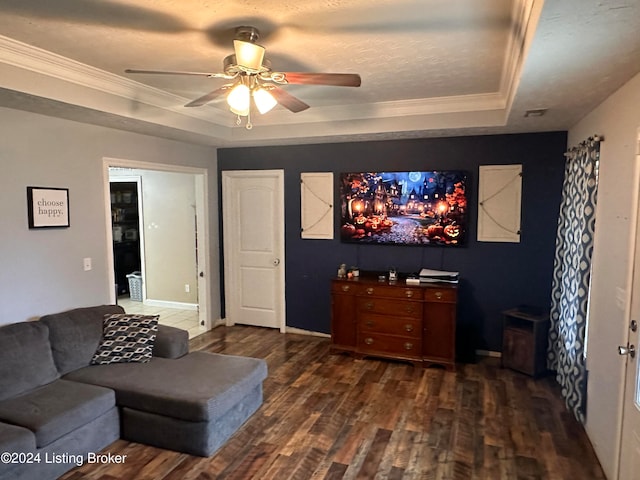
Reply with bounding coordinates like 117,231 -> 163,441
618,148 -> 640,479
222,170 -> 285,332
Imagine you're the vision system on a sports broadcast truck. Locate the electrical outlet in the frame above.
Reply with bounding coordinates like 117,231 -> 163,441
83,257 -> 92,271
185,284 -> 190,293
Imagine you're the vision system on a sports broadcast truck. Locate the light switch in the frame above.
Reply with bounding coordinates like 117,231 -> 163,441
83,257 -> 92,271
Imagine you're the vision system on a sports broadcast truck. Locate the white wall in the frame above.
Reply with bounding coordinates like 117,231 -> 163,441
0,107 -> 219,324
569,72 -> 640,478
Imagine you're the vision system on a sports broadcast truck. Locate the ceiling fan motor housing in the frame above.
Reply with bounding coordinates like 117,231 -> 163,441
235,26 -> 260,43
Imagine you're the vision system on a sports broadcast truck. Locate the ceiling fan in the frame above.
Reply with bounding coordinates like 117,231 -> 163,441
125,26 -> 361,129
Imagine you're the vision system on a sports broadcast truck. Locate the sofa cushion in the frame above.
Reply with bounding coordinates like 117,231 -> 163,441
65,351 -> 268,422
154,324 -> 189,359
0,422 -> 36,454
0,423 -> 36,478
0,379 -> 115,448
40,304 -> 125,374
0,322 -> 60,401
91,313 -> 159,365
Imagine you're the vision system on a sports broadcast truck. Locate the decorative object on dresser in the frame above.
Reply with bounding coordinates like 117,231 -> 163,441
330,271 -> 457,370
501,307 -> 550,377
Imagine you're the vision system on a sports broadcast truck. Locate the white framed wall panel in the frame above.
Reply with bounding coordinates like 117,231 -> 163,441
477,164 -> 522,242
301,172 -> 334,239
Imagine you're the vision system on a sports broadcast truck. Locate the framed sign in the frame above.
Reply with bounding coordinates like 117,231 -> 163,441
27,187 -> 70,229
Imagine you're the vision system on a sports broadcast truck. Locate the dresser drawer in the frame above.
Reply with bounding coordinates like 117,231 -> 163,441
357,333 -> 422,358
332,281 -> 359,294
358,314 -> 421,338
360,284 -> 421,300
423,287 -> 456,303
356,297 -> 422,319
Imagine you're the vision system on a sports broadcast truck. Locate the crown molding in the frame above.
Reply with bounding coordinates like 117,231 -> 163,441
500,0 -> 544,113
0,34 -> 511,124
0,35 -> 228,125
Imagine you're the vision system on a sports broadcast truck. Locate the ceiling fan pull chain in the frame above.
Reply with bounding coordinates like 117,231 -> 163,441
246,109 -> 253,130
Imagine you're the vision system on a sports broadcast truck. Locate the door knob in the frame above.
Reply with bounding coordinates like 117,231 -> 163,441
273,258 -> 280,266
619,345 -> 636,358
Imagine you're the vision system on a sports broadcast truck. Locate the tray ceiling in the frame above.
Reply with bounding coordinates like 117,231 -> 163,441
0,0 -> 638,146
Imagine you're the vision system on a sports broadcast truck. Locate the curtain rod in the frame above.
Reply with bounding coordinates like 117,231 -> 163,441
564,134 -> 603,157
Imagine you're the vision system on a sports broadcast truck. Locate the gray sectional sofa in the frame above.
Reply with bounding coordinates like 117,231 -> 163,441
0,305 -> 267,480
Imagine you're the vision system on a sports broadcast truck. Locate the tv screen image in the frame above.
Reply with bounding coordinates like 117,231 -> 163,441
339,171 -> 468,246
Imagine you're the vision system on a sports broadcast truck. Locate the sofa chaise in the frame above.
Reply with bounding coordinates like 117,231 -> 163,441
0,305 -> 267,480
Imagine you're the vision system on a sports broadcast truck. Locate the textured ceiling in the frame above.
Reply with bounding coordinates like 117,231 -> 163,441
0,0 -> 639,147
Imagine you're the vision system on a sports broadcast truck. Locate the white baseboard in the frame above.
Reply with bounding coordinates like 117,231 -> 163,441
143,299 -> 198,311
475,349 -> 502,358
285,326 -> 331,338
216,320 -> 330,338
212,317 -> 226,328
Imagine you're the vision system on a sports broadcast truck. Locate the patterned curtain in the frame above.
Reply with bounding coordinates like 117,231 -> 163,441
548,136 -> 601,424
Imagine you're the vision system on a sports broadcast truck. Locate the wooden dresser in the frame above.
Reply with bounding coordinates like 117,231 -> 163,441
331,275 -> 457,370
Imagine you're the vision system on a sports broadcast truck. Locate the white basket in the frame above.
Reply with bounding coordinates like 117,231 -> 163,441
126,272 -> 143,301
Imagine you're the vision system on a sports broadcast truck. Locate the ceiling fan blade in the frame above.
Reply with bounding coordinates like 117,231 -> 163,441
268,86 -> 310,113
125,68 -> 230,79
184,85 -> 233,107
274,72 -> 361,87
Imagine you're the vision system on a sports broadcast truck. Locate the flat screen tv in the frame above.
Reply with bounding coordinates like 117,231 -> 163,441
339,171 -> 468,246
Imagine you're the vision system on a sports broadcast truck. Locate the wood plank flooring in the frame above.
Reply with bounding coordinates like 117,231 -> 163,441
61,326 -> 606,480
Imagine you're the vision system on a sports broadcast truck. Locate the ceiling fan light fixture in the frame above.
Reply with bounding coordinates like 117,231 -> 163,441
227,83 -> 250,114
253,87 -> 277,114
233,40 -> 265,72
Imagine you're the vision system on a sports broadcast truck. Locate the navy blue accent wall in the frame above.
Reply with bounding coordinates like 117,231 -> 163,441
218,132 -> 567,359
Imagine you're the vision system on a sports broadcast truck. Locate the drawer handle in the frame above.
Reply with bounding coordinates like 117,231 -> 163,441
365,337 -> 374,345
405,290 -> 414,298
365,302 -> 374,310
404,324 -> 414,332
405,305 -> 414,314
366,320 -> 374,327
404,342 -> 414,350
366,287 -> 374,295
341,285 -> 350,292
434,291 -> 443,300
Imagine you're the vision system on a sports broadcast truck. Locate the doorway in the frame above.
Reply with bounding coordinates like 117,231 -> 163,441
103,158 -> 211,336
109,177 -> 142,297
222,170 -> 285,332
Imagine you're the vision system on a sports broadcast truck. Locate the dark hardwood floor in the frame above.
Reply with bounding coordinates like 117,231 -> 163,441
61,326 -> 606,479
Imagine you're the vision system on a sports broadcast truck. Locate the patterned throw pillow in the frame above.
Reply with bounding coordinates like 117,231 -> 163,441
91,313 -> 159,365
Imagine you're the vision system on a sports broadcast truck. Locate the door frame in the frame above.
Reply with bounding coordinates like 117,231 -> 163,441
102,157 -> 212,330
221,169 -> 286,333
